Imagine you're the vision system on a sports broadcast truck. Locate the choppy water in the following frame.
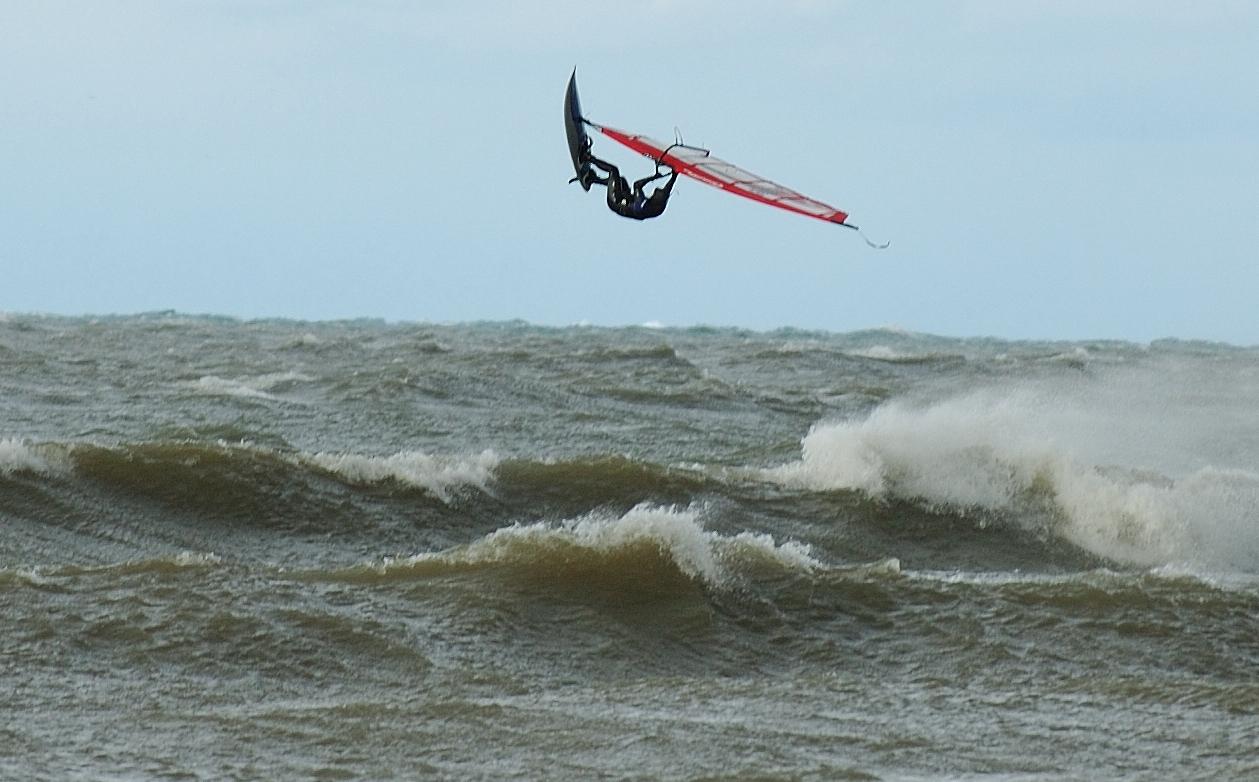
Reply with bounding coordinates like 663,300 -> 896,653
2,313 -> 1257,780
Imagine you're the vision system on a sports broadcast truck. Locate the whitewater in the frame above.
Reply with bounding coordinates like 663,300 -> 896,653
2,313 -> 1257,780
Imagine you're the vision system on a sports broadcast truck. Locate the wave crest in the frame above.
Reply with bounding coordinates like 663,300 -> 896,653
304,449 -> 498,500
767,392 -> 1259,572
13,438 -> 497,505
180,371 -> 314,401
0,438 -> 71,477
367,504 -> 820,590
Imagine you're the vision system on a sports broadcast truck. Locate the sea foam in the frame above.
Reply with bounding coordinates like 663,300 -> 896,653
0,438 -> 69,477
399,504 -> 820,588
768,380 -> 1259,573
305,449 -> 498,501
183,371 -> 313,401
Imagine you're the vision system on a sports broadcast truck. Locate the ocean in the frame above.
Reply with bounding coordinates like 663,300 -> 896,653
2,313 -> 1257,780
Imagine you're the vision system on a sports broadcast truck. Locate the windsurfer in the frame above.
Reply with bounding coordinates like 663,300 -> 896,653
583,154 -> 678,221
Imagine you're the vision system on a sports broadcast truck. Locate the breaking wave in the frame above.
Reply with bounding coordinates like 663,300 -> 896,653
351,504 -> 821,590
4,438 -> 497,503
303,449 -> 498,500
0,438 -> 71,477
767,387 -> 1259,573
180,371 -> 315,401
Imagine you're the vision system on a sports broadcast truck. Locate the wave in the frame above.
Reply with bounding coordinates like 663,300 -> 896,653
0,438 -> 72,477
180,371 -> 315,402
766,386 -> 1259,573
843,345 -> 964,365
495,455 -> 711,511
304,449 -> 498,500
339,504 -> 821,592
0,551 -> 224,590
7,438 -> 497,504
575,344 -> 686,363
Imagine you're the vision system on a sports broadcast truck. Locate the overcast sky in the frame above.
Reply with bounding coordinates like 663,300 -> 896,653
3,1 -> 1256,341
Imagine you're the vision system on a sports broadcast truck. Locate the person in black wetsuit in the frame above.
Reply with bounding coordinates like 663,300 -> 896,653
582,154 -> 678,221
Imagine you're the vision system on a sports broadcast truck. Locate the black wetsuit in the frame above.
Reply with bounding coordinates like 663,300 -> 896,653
585,156 -> 678,221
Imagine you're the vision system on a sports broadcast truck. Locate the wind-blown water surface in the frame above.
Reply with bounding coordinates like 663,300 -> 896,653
3,314 -> 1256,780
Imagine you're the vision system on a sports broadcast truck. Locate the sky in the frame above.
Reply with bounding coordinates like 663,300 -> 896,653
2,1 -> 1257,342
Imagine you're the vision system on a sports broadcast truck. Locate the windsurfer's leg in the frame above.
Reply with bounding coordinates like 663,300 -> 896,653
606,174 -> 623,209
582,167 -> 608,188
586,155 -> 618,177
578,155 -> 612,188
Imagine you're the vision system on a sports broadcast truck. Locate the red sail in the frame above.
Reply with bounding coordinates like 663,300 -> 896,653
593,124 -> 850,226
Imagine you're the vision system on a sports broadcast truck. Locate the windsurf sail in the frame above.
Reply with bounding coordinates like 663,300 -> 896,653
589,121 -> 887,248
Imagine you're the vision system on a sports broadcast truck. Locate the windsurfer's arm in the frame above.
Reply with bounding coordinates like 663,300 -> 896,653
637,170 -> 677,196
633,170 -> 670,192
